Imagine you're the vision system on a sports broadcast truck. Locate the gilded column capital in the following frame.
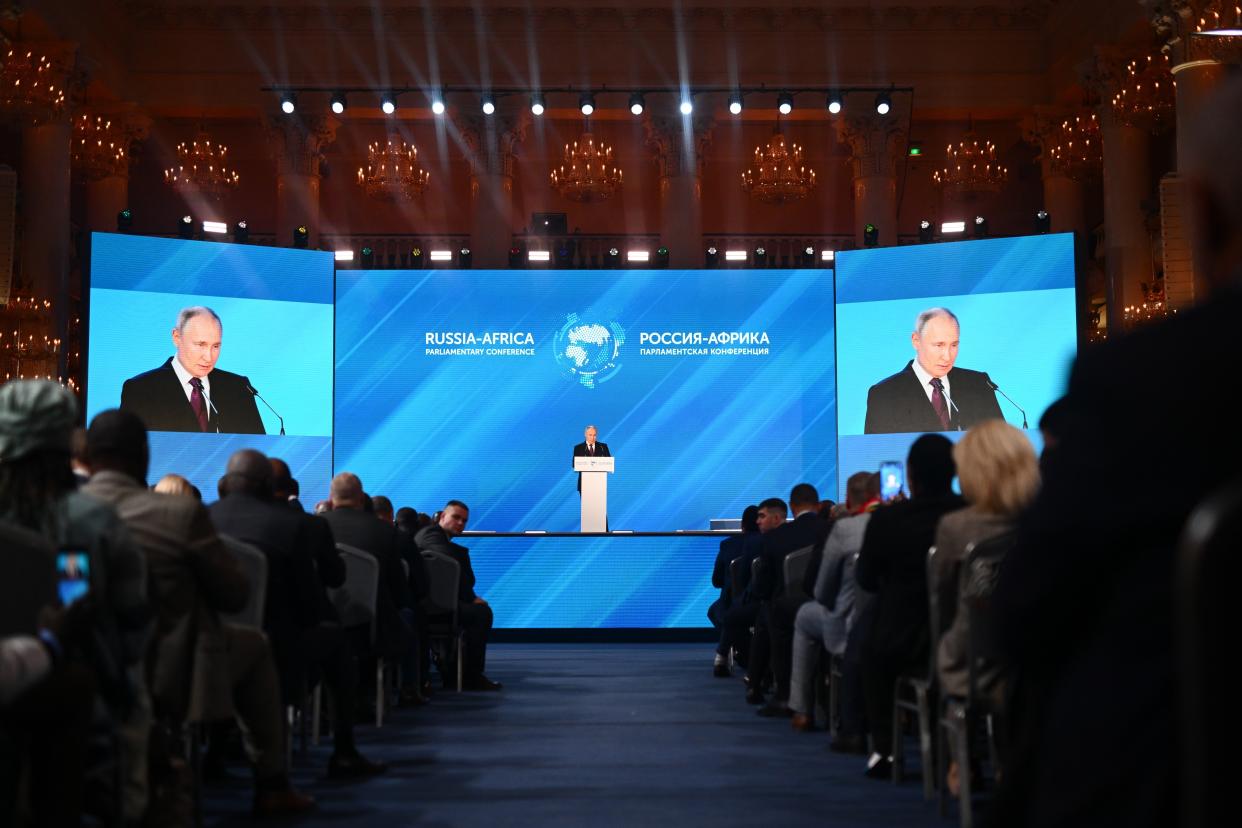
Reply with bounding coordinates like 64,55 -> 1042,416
642,112 -> 715,182
262,112 -> 339,178
457,109 -> 531,182
833,93 -> 908,182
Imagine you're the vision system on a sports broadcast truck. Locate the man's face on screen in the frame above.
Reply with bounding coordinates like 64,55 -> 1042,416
440,505 -> 468,537
757,508 -> 785,533
584,427 -> 597,444
912,315 -> 959,378
172,315 -> 222,378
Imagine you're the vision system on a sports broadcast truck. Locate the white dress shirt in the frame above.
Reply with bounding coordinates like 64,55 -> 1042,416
910,359 -> 951,407
170,357 -> 211,408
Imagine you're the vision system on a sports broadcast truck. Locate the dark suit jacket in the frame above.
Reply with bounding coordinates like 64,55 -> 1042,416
572,441 -> 611,492
751,512 -> 832,601
322,507 -> 423,655
711,532 -> 752,612
120,357 -> 265,434
988,287 -> 1242,828
863,360 -> 1004,434
855,492 -> 965,669
208,492 -> 320,698
414,524 -> 478,604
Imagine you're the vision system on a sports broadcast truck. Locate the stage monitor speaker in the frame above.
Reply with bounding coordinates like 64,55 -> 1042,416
532,212 -> 568,235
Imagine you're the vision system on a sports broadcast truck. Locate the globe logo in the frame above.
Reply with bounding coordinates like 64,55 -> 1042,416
553,313 -> 625,388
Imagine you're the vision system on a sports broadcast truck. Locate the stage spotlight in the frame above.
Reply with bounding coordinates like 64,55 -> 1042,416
627,250 -> 650,264
293,225 -> 309,248
334,250 -> 354,264
820,249 -> 835,264
1035,209 -> 1051,234
629,93 -> 645,116
728,92 -> 743,115
202,220 -> 228,235
863,223 -> 879,246
528,249 -> 551,263
777,92 -> 793,115
280,91 -> 296,114
178,214 -> 194,239
330,91 -> 346,115
530,94 -> 545,116
579,93 -> 595,117
509,245 -> 524,268
941,220 -> 966,234
754,246 -> 767,267
380,92 -> 396,115
555,244 -> 573,268
656,246 -> 669,268
875,92 -> 892,116
705,246 -> 719,268
233,220 -> 249,244
481,94 -> 496,115
116,209 -> 132,233
919,219 -> 934,243
459,247 -> 472,268
973,215 -> 989,237
826,91 -> 843,115
607,247 -> 621,268
410,246 -> 424,267
430,93 -> 446,116
679,98 -> 694,115
800,245 -> 815,266
360,246 -> 375,268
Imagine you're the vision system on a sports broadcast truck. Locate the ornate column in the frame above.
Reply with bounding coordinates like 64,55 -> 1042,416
644,113 -> 714,269
263,113 -> 338,248
835,92 -> 908,248
75,108 -> 151,233
459,110 -> 529,269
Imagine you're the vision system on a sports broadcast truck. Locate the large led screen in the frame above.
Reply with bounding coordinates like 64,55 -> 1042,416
834,233 -> 1078,498
87,233 -> 335,500
335,269 -> 838,533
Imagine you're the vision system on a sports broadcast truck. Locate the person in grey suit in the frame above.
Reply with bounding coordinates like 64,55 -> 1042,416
788,471 -> 881,733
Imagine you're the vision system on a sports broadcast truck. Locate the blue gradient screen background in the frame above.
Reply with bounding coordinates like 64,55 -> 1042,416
834,234 -> 1077,499
86,233 -> 335,501
334,269 -> 838,534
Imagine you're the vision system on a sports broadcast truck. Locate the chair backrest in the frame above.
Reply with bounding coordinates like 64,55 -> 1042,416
220,535 -> 268,630
962,530 -> 1017,700
421,550 -> 461,626
923,545 -> 940,679
728,555 -> 747,598
1178,480 -> 1242,828
782,544 -> 815,600
329,544 -> 380,643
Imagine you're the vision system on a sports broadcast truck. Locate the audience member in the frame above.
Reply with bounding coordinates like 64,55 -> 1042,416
856,433 -> 963,778
153,472 -> 197,498
268,457 -> 304,511
0,380 -> 152,821
731,497 -> 786,703
788,471 -> 881,738
70,426 -> 90,486
395,506 -> 420,537
931,421 -> 1038,795
314,499 -> 333,514
414,501 -> 501,691
989,76 -> 1242,828
81,409 -> 314,817
749,483 -> 832,717
707,504 -> 759,676
372,495 -> 394,524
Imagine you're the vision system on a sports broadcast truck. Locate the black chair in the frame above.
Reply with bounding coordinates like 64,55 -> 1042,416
1177,481 -> 1242,828
782,544 -> 815,601
892,545 -> 938,799
421,550 -> 464,692
936,530 -> 1017,827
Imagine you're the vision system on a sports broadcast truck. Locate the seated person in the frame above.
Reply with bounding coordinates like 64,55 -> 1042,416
788,471 -> 881,738
707,504 -> 759,677
723,497 -> 784,702
414,501 -> 501,691
934,420 -> 1038,795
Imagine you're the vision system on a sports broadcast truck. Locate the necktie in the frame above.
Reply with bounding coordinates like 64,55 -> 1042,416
189,378 -> 209,432
929,378 -> 951,431
588,444 -> 594,456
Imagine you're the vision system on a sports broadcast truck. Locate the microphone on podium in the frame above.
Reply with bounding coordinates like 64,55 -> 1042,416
986,379 -> 1029,429
245,382 -> 286,435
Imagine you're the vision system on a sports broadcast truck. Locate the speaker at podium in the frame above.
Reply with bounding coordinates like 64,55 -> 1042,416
573,455 -> 614,532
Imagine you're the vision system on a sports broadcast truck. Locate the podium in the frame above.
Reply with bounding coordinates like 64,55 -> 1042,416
574,456 -> 614,533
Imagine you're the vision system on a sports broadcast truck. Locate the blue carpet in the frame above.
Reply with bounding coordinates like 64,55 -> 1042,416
206,643 -> 946,826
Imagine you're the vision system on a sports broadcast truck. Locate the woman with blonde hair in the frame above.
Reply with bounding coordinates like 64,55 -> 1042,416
932,419 -> 1040,794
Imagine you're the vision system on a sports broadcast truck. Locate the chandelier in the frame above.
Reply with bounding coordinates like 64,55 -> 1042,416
933,122 -> 1008,198
0,46 -> 69,125
742,132 -> 816,205
356,139 -> 429,201
1047,113 -> 1102,181
550,131 -> 622,203
1109,53 -> 1175,132
73,114 -> 129,180
164,130 -> 240,199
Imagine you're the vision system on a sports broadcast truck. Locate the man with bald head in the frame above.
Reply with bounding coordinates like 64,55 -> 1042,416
863,307 -> 1003,434
120,306 -> 265,434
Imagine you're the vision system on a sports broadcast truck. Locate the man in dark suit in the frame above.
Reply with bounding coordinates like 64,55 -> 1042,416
708,504 -> 759,677
988,78 -> 1242,828
863,308 -> 1004,434
414,501 -> 501,691
749,484 -> 832,716
856,433 -> 964,778
119,306 -> 265,434
572,424 -> 610,492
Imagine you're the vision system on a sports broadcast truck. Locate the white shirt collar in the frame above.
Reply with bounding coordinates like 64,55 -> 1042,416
910,359 -> 949,403
170,357 -> 210,404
